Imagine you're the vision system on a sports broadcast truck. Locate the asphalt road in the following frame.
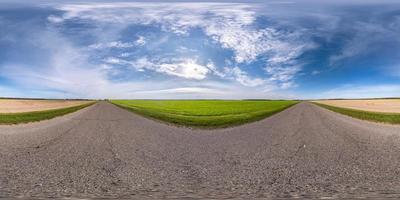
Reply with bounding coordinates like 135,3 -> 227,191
1,102 -> 400,199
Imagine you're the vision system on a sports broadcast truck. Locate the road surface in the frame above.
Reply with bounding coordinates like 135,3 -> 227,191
1,102 -> 400,199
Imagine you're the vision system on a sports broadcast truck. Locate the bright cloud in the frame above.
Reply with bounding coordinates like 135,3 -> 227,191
48,2 -> 313,89
157,60 -> 209,80
135,35 -> 146,46
2,1 -> 399,99
223,67 -> 265,87
106,57 -> 211,80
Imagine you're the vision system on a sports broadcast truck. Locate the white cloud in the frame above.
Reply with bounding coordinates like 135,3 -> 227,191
108,56 -> 268,87
89,41 -> 135,49
280,81 -> 297,89
134,87 -> 225,95
106,57 -> 211,80
49,2 -> 313,88
265,64 -> 301,83
53,3 -> 306,62
264,41 -> 315,88
157,59 -> 209,80
135,35 -> 146,46
130,57 -> 152,71
1,9 -> 301,99
309,84 -> 400,99
47,15 -> 63,23
0,30 -> 130,99
329,20 -> 400,65
125,82 -> 294,99
223,67 -> 265,87
103,57 -> 123,64
106,56 -> 267,86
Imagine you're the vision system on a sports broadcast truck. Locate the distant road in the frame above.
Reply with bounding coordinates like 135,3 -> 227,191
1,102 -> 400,199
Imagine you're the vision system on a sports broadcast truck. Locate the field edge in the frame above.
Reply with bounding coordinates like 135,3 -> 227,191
0,101 -> 96,125
313,102 -> 400,124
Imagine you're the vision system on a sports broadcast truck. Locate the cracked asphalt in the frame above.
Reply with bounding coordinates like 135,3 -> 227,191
1,101 -> 400,199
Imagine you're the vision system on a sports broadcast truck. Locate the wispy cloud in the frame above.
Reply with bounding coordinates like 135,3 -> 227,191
135,35 -> 146,46
89,41 -> 135,49
104,57 -> 212,80
47,2 -> 314,89
222,67 -> 265,87
132,57 -> 211,80
2,1 -> 399,99
310,84 -> 400,99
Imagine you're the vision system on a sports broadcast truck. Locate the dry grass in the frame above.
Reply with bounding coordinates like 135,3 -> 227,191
0,99 -> 92,113
313,99 -> 400,113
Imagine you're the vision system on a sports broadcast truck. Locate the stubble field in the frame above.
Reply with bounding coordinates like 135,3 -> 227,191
0,99 -> 94,124
314,99 -> 400,113
314,99 -> 400,124
0,99 -> 91,113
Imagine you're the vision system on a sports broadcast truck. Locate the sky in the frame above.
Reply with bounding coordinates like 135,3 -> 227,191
0,0 -> 400,99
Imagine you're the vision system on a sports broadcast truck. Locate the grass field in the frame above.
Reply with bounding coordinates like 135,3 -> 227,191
111,100 -> 298,128
0,102 -> 95,125
315,102 -> 400,124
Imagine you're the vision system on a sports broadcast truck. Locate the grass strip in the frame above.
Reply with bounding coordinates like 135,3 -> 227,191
112,100 -> 298,128
314,103 -> 400,124
0,102 -> 95,125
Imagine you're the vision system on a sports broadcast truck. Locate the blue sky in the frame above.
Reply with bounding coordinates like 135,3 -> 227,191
0,0 -> 400,99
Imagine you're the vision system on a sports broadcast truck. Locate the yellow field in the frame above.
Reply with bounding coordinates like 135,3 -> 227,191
314,99 -> 400,113
0,99 -> 91,113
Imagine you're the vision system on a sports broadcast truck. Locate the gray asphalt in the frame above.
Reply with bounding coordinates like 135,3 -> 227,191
1,102 -> 400,199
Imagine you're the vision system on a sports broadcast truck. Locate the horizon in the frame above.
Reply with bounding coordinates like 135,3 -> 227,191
1,1 -> 400,99
1,96 -> 400,101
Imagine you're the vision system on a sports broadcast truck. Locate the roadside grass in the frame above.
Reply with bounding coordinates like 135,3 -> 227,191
314,102 -> 400,124
0,102 -> 95,125
111,100 -> 298,128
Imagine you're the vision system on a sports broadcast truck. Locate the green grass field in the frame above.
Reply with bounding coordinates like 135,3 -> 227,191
315,103 -> 400,124
0,102 -> 95,125
111,100 -> 298,128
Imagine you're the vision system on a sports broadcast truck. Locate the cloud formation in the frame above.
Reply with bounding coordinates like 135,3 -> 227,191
1,1 -> 400,99
48,2 -> 313,88
313,84 -> 400,99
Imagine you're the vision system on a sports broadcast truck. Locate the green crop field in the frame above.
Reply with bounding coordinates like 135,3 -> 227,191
315,103 -> 400,124
111,100 -> 298,128
0,102 -> 95,125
